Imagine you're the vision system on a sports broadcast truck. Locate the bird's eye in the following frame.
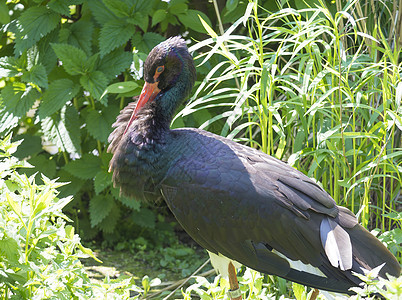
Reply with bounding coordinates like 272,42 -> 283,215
156,66 -> 164,73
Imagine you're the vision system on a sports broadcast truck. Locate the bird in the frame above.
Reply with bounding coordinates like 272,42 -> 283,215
107,36 -> 401,296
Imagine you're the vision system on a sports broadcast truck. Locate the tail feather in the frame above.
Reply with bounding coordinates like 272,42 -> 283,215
347,223 -> 400,279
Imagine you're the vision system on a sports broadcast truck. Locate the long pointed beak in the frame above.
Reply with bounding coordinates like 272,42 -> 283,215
123,81 -> 161,135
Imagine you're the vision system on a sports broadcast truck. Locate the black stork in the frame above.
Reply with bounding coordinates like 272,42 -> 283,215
108,37 -> 401,296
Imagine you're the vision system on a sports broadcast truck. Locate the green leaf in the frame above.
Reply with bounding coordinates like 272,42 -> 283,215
35,29 -> 59,73
51,43 -> 87,75
21,64 -> 48,88
112,187 -> 141,211
48,0 -> 71,16
98,204 -> 120,233
80,71 -> 108,101
89,194 -> 114,227
38,79 -> 80,118
169,3 -> 188,15
132,0 -> 154,15
98,48 -> 132,81
64,154 -> 101,179
86,106 -> 119,142
14,7 -> 60,55
99,19 -> 136,57
64,105 -> 81,154
103,0 -> 130,17
0,238 -> 20,263
152,9 -> 167,27
57,169 -> 85,199
85,53 -> 100,73
94,170 -> 112,194
28,154 -> 57,179
132,32 -> 165,54
59,20 -> 94,56
177,10 -> 212,33
87,0 -> 117,25
131,208 -> 155,228
129,12 -> 148,32
103,81 -> 139,98
0,2 -> 10,24
1,83 -> 40,117
13,134 -> 42,159
225,0 -> 239,13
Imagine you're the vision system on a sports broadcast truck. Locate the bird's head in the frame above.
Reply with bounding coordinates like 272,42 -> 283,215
124,36 -> 196,134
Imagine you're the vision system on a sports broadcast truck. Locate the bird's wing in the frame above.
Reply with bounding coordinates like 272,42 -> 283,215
159,129 -> 399,293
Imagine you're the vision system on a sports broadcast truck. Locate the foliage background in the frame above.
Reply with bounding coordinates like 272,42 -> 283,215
0,0 -> 222,246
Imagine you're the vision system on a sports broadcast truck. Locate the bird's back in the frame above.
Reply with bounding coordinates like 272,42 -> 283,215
160,128 -> 401,293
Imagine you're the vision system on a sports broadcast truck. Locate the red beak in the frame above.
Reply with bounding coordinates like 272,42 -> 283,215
123,81 -> 161,135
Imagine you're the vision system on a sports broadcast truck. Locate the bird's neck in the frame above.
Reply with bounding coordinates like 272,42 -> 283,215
156,71 -> 193,124
134,72 -> 193,137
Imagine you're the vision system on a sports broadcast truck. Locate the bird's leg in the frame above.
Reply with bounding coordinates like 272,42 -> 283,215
227,262 -> 242,300
309,288 -> 319,300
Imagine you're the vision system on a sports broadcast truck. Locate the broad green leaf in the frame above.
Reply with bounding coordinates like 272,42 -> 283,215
85,53 -> 100,73
102,81 -> 139,98
80,71 -> 108,101
14,7 -> 60,55
0,238 -> 20,263
59,20 -> 94,56
152,9 -> 167,27
129,12 -> 148,32
89,194 -> 114,227
98,204 -> 120,233
178,10 -> 212,33
13,134 -> 43,159
103,0 -> 130,17
56,169 -> 85,199
48,0 -> 71,16
87,0 -> 117,25
94,170 -> 112,194
169,3 -> 187,15
38,79 -> 80,119
28,154 -> 57,179
133,0 -> 154,15
64,105 -> 81,154
1,83 -> 40,117
21,64 -> 48,88
99,19 -> 135,57
0,2 -> 10,24
225,0 -> 239,12
131,208 -> 155,228
98,48 -> 132,80
132,32 -> 164,54
86,106 -> 119,142
64,154 -> 101,179
51,43 -> 87,75
35,29 -> 59,73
